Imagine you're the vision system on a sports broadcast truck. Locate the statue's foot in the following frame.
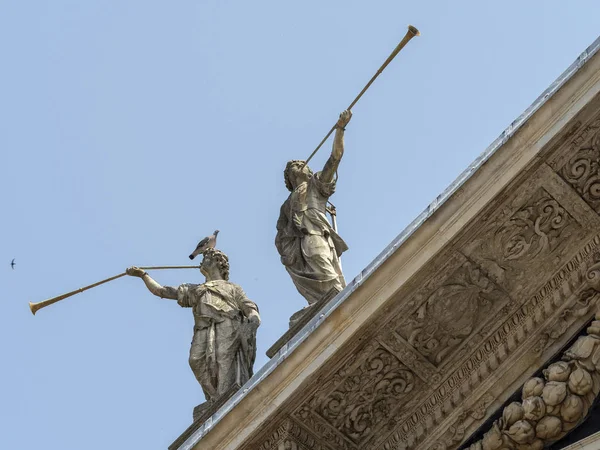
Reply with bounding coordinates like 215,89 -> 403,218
192,383 -> 242,423
289,287 -> 339,328
289,304 -> 315,328
193,401 -> 213,422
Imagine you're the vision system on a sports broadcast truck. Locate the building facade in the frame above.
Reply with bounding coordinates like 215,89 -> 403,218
172,35 -> 600,450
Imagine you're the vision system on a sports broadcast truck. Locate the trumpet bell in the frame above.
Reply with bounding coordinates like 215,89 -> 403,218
408,25 -> 420,37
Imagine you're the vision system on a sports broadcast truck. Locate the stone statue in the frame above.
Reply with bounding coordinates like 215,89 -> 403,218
275,110 -> 352,307
126,248 -> 260,407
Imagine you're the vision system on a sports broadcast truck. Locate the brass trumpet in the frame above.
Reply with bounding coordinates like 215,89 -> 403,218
302,25 -> 420,167
29,265 -> 200,315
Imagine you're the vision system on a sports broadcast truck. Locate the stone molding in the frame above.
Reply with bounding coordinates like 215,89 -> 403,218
560,430 -> 600,449
466,308 -> 600,450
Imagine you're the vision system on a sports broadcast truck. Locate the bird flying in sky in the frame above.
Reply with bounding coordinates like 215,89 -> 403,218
10,258 -> 15,269
189,230 -> 219,260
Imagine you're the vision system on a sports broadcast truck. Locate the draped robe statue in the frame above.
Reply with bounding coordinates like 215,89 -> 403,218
126,248 -> 260,405
276,110 -> 352,307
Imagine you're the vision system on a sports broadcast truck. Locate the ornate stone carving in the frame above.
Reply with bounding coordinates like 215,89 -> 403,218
377,329 -> 441,384
319,347 -> 415,442
293,342 -> 417,448
534,288 -> 600,354
395,259 -> 510,366
243,418 -> 334,450
430,394 -> 495,450
376,237 -> 600,450
292,413 -> 353,450
466,311 -> 600,450
532,255 -> 600,355
464,188 -> 581,297
494,188 -> 573,262
558,124 -> 600,213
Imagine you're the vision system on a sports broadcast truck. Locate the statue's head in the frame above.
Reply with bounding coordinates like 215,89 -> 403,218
284,160 -> 313,192
200,248 -> 230,281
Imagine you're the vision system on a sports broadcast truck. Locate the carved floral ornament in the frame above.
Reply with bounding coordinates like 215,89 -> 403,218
291,342 -> 417,449
494,189 -> 573,263
559,125 -> 600,213
467,310 -> 600,450
396,260 -> 510,367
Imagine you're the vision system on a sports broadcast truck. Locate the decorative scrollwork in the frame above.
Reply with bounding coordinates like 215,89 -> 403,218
559,129 -> 600,213
396,260 -> 509,366
316,346 -> 415,444
495,189 -> 573,262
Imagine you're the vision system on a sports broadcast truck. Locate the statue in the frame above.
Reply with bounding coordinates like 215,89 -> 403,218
275,110 -> 352,307
125,248 -> 260,407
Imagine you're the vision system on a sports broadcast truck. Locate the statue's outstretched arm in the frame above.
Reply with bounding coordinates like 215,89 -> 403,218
126,266 -> 178,299
321,110 -> 352,184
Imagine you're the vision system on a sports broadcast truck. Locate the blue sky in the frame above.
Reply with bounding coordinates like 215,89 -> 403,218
2,1 -> 599,449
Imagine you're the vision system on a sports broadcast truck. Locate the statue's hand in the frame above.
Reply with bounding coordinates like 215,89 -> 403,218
126,266 -> 147,278
247,312 -> 261,329
336,110 -> 352,129
281,255 -> 296,267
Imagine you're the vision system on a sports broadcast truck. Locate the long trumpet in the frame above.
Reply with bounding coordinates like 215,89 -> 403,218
29,265 -> 200,315
302,25 -> 420,167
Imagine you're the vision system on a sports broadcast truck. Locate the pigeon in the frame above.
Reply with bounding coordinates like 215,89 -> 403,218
10,258 -> 15,269
189,230 -> 219,260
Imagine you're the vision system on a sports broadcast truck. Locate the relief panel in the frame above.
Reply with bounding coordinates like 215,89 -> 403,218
293,342 -> 418,448
558,126 -> 600,214
394,259 -> 511,367
463,187 -> 583,298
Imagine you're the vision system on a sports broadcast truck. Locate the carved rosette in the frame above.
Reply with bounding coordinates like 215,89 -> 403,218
467,312 -> 600,450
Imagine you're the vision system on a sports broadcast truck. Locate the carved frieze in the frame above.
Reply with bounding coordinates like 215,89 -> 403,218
292,342 -> 418,449
494,188 -> 574,261
318,346 -> 415,441
375,238 -> 600,450
464,187 -> 583,298
377,329 -> 441,384
394,259 -> 511,367
252,418 -> 332,450
431,394 -> 495,450
558,121 -> 600,213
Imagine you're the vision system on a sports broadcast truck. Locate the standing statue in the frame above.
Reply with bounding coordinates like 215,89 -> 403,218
276,110 -> 352,307
126,248 -> 260,408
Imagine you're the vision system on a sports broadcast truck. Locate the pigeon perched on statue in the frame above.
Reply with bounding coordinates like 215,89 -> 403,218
189,230 -> 219,260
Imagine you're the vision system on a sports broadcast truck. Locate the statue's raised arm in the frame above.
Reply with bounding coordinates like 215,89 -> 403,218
320,110 -> 352,184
